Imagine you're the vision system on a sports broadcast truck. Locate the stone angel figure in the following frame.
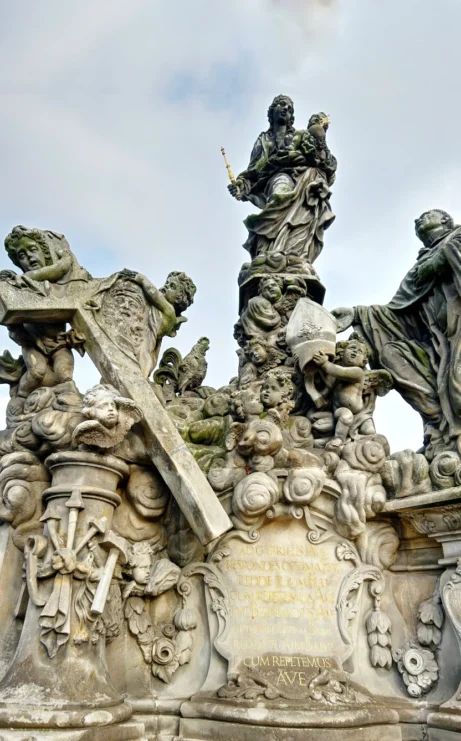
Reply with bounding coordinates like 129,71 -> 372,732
72,384 -> 143,449
0,226 -> 89,398
311,333 -> 393,450
0,224 -> 91,293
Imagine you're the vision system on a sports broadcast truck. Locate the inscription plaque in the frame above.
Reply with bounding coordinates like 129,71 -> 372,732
216,517 -> 356,681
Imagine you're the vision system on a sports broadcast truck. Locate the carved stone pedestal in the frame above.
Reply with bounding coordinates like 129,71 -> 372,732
0,721 -> 148,741
175,495 -> 403,741
386,489 -> 461,740
180,698 -> 401,741
0,451 -> 141,740
130,698 -> 184,741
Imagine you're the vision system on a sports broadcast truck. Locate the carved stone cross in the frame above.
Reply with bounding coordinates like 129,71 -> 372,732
0,277 -> 231,545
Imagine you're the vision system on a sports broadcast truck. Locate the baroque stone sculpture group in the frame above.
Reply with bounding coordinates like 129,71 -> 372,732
0,95 -> 460,741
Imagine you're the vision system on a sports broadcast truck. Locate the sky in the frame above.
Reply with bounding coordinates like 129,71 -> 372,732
0,0 -> 460,452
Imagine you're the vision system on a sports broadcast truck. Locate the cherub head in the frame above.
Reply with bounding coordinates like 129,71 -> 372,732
4,225 -> 89,285
260,370 -> 294,410
73,384 -> 143,449
246,338 -> 269,366
229,386 -> 263,421
233,321 -> 247,349
308,112 -> 329,134
335,333 -> 369,369
82,385 -> 120,429
258,276 -> 283,304
5,226 -> 52,273
127,541 -> 153,586
161,271 -> 196,314
267,95 -> 295,132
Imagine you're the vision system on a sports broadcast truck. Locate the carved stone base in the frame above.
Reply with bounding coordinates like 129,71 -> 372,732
133,714 -> 179,741
0,700 -> 132,729
0,720 -> 147,740
428,710 -> 461,740
130,696 -> 183,741
180,700 -> 402,741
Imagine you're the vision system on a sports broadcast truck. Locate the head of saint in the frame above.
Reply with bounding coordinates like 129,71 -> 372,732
415,209 -> 454,245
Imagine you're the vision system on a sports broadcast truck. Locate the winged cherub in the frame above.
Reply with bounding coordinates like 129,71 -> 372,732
72,384 -> 143,449
312,333 -> 392,450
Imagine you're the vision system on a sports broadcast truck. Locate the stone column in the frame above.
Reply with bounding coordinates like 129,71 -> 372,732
0,450 -> 146,741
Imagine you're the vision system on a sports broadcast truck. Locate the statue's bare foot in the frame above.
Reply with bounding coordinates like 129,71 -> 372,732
325,437 -> 344,451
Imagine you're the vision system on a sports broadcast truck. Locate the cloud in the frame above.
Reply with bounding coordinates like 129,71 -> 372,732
1,0 -> 460,452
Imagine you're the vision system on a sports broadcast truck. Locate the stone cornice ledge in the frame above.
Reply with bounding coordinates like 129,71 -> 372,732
383,486 -> 461,513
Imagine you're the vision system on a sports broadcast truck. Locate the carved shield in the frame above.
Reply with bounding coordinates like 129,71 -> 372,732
286,297 -> 336,370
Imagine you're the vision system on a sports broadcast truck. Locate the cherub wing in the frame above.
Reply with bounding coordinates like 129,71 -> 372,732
72,419 -> 114,448
363,370 -> 393,397
114,397 -> 143,426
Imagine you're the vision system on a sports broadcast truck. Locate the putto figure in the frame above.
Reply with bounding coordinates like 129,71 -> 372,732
312,335 -> 391,450
228,95 -> 336,276
73,384 -> 143,449
2,224 -> 91,289
87,268 -> 197,379
1,226 -> 88,397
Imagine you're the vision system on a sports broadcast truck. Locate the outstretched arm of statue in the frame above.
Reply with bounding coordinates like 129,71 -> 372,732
313,351 -> 363,382
167,315 -> 187,337
22,252 -> 73,283
331,306 -> 356,332
228,134 -> 264,202
119,269 -> 176,321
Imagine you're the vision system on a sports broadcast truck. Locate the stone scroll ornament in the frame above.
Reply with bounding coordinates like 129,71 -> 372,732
122,546 -> 198,684
393,580 -> 444,698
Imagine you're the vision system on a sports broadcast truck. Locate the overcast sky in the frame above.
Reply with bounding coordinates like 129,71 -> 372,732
0,0 -> 460,452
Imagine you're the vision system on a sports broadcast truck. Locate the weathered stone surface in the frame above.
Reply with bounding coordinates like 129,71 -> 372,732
209,517 -> 356,676
2,96 -> 461,740
0,241 -> 231,546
